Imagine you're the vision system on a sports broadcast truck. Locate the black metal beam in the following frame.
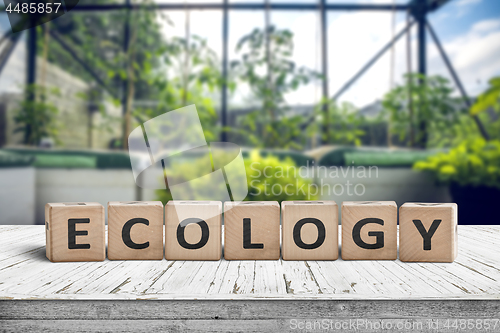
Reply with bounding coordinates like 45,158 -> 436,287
320,0 -> 329,142
49,30 -> 118,99
122,0 -> 131,121
414,0 -> 427,148
331,19 -> 415,101
24,24 -> 37,144
1,3 -> 408,11
426,20 -> 490,140
220,0 -> 229,142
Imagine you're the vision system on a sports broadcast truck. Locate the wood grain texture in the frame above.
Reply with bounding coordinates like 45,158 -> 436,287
165,201 -> 222,260
1,226 -> 500,300
399,203 -> 458,263
341,201 -> 397,260
224,202 -> 280,260
45,202 -> 105,262
1,300 -> 500,333
282,201 -> 338,261
107,201 -> 164,261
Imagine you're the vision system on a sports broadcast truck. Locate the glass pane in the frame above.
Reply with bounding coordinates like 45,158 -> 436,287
228,11 -> 265,109
428,0 -> 500,96
271,11 -> 321,106
327,11 -> 407,107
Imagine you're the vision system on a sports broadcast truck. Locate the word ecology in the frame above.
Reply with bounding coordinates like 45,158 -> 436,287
45,201 -> 458,263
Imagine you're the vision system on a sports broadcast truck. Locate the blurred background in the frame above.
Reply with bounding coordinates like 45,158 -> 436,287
0,0 -> 499,225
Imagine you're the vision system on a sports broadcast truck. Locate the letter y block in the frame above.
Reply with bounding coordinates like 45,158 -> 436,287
399,203 -> 458,262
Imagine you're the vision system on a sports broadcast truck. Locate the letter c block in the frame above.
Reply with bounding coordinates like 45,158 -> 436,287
282,201 -> 338,260
165,201 -> 222,260
45,202 -> 105,262
108,201 -> 164,260
341,201 -> 397,260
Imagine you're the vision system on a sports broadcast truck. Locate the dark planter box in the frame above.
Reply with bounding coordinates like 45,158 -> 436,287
450,183 -> 500,225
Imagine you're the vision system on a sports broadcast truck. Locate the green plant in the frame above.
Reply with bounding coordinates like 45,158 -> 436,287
156,150 -> 318,203
382,73 -> 466,148
414,138 -> 500,189
470,76 -> 500,140
310,99 -> 366,146
14,85 -> 60,146
134,34 -> 221,142
230,26 -> 320,149
245,151 -> 318,201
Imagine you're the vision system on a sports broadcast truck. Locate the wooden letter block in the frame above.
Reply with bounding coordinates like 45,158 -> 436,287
45,202 -> 105,262
282,201 -> 338,261
224,201 -> 280,260
108,201 -> 164,260
165,201 -> 222,260
399,203 -> 458,262
341,201 -> 397,260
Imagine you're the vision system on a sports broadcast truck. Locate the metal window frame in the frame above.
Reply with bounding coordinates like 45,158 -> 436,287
0,0 -> 465,144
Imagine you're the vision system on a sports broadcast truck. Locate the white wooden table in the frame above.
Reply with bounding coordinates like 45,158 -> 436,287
1,225 -> 499,332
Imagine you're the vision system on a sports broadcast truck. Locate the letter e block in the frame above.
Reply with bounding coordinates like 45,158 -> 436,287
108,201 -> 164,260
341,201 -> 397,260
399,203 -> 458,262
224,201 -> 280,260
45,202 -> 105,262
282,201 -> 338,260
165,201 -> 222,260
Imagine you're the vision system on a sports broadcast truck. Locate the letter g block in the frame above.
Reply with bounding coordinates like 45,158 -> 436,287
341,201 -> 397,260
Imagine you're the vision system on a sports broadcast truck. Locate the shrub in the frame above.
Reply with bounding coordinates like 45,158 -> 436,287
156,150 -> 317,203
413,138 -> 500,189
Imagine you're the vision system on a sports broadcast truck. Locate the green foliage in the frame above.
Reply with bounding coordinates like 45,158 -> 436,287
245,151 -> 317,201
133,34 -> 221,141
230,26 -> 321,149
471,77 -> 500,116
382,73 -> 466,148
156,150 -> 317,204
414,138 -> 500,189
14,85 -> 60,146
310,99 -> 366,146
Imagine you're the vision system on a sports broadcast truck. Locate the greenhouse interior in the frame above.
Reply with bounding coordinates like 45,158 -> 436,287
0,0 -> 499,225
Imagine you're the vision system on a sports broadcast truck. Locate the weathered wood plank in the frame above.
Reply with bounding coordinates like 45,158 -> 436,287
0,226 -> 499,300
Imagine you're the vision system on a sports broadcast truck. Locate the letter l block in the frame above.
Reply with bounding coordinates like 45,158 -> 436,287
224,201 -> 280,260
45,202 -> 105,262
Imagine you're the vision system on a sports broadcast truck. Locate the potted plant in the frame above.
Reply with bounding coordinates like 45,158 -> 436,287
414,77 -> 500,225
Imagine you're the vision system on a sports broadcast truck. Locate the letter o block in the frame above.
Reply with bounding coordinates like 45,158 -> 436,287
108,201 -> 164,260
282,201 -> 338,260
341,201 -> 397,260
224,201 -> 280,260
165,201 -> 222,260
399,203 -> 458,262
45,202 -> 105,262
